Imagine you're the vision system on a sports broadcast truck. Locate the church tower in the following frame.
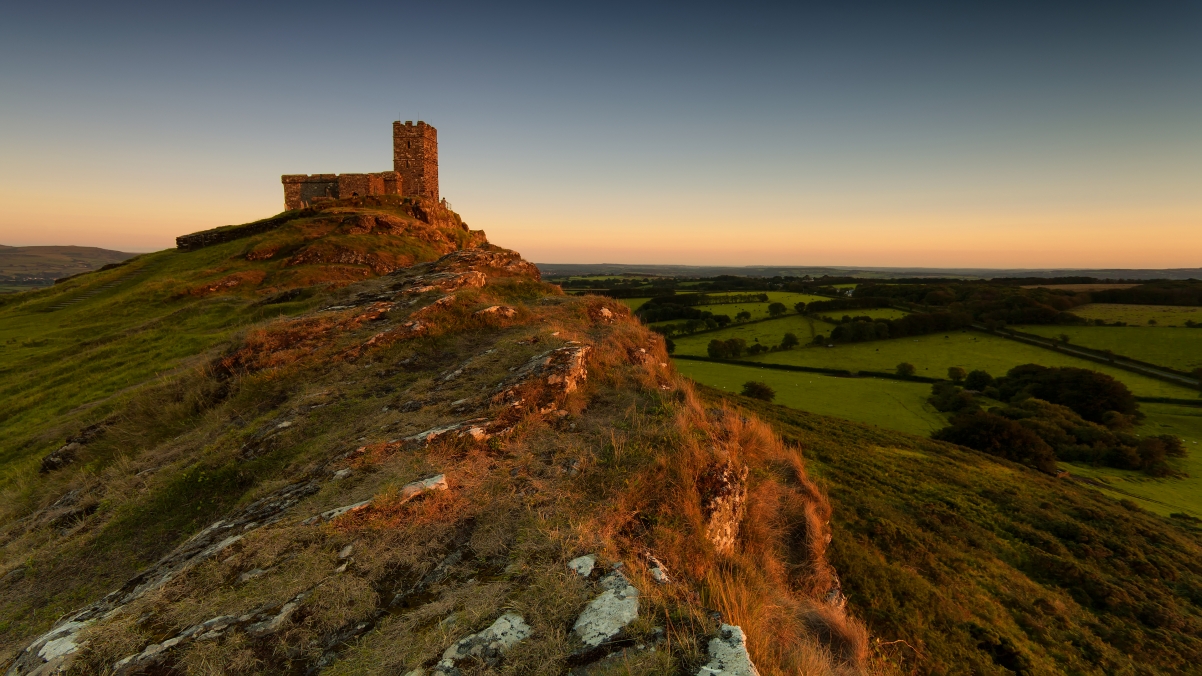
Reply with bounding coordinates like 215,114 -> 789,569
393,121 -> 438,201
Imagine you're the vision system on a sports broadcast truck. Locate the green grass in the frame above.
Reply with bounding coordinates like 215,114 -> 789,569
617,297 -> 652,312
671,313 -> 835,346
1063,403 -> 1202,516
812,307 -> 910,321
1071,303 -> 1202,326
1016,324 -> 1202,372
674,358 -> 947,436
719,389 -> 1202,675
673,324 -> 1199,398
685,292 -> 828,322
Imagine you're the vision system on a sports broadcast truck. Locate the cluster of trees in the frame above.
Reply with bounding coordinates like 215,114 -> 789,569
930,364 -> 1184,476
854,282 -> 1089,326
816,311 -> 973,344
636,293 -> 768,324
706,332 -> 800,359
1090,280 -> 1202,306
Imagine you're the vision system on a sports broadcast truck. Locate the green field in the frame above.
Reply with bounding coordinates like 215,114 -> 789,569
1071,303 -> 1202,326
670,312 -> 835,346
673,323 -> 1199,398
617,297 -> 652,312
811,307 -> 910,321
661,291 -> 829,324
1064,403 -> 1202,516
680,357 -> 1202,516
675,358 -> 947,436
1016,324 -> 1202,372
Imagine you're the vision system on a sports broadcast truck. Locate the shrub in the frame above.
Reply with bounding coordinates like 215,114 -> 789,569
964,369 -> 994,391
707,338 -> 747,359
742,381 -> 776,401
664,337 -> 676,354
896,362 -> 916,377
996,364 -> 1137,424
933,411 -> 1058,473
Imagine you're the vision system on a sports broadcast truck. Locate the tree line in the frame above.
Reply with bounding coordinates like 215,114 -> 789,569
929,364 -> 1186,476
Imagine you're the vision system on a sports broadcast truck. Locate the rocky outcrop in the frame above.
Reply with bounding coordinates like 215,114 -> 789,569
493,345 -> 592,414
6,480 -> 323,675
698,460 -> 749,555
572,571 -> 639,648
432,612 -> 533,674
697,624 -> 761,676
39,422 -> 108,473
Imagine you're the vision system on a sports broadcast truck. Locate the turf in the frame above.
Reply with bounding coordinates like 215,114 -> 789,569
685,292 -> 829,322
1062,403 -> 1202,516
674,358 -> 947,436
719,388 -> 1202,675
1070,303 -> 1202,326
617,297 -> 652,312
811,307 -> 910,321
669,313 -> 836,347
1015,324 -> 1202,373
673,325 -> 1199,398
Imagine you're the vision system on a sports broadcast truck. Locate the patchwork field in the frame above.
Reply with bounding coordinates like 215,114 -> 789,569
1070,302 -> 1202,326
811,307 -> 910,321
678,356 -> 1202,516
673,324 -> 1199,398
1016,324 -> 1202,372
674,358 -> 947,436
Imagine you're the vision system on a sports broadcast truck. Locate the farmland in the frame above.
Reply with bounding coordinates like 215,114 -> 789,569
674,326 -> 1198,398
1069,302 -> 1202,325
674,358 -> 947,436
1016,324 -> 1202,372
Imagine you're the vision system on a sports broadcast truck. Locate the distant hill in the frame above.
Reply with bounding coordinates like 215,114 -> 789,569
538,262 -> 1202,281
0,245 -> 137,292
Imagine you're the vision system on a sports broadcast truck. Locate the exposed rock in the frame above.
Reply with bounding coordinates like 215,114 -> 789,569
573,571 -> 639,648
338,545 -> 354,559
311,499 -> 372,523
696,624 -> 761,676
698,461 -> 749,555
39,443 -> 81,473
433,612 -> 533,673
568,554 -> 596,577
7,480 -> 322,675
644,552 -> 670,584
474,305 -> 516,319
493,345 -> 592,414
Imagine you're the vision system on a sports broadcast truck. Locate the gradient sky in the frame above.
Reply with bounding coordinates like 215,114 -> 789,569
1,1 -> 1199,267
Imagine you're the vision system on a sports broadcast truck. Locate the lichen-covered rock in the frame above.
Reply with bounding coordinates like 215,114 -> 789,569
573,571 -> 639,648
474,305 -> 516,319
697,624 -> 761,676
493,345 -> 592,414
568,554 -> 596,577
698,461 -> 748,555
433,612 -> 533,673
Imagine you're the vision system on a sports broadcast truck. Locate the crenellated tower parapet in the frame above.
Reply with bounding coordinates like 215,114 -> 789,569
393,121 -> 438,202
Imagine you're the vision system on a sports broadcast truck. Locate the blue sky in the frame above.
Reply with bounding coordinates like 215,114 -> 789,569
1,1 -> 1199,267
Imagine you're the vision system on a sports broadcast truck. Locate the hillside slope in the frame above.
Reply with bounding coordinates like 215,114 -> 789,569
0,201 -> 868,675
720,392 -> 1202,675
0,245 -> 137,292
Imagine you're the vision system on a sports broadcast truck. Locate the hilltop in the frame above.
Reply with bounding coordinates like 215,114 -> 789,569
0,245 -> 136,293
0,198 -> 867,675
0,199 -> 1199,675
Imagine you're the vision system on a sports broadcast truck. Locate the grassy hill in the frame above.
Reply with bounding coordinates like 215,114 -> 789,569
0,245 -> 136,293
0,199 -> 872,676
3,203 -> 1199,675
717,390 -> 1202,675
